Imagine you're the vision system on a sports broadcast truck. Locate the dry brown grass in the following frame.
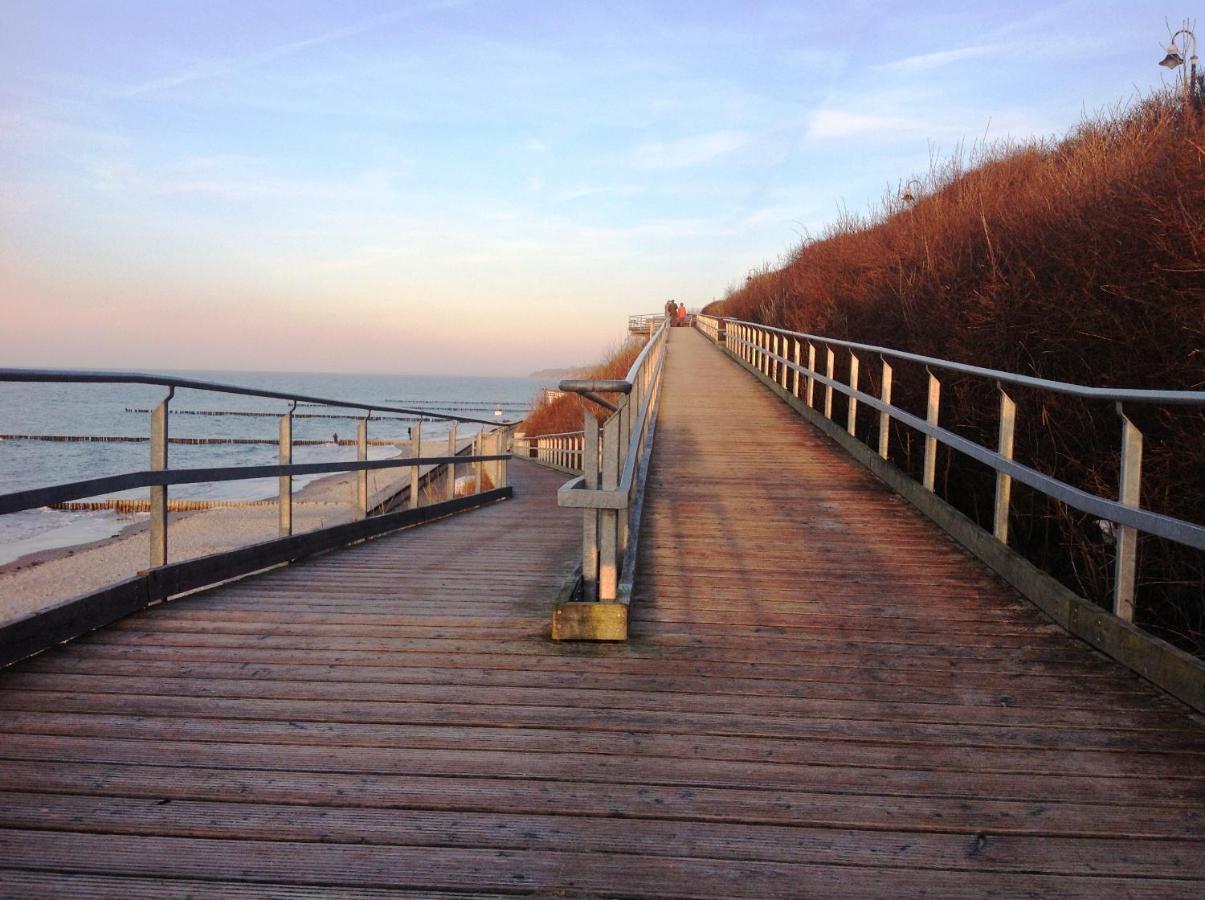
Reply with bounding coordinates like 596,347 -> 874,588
710,91 -> 1204,653
522,338 -> 646,436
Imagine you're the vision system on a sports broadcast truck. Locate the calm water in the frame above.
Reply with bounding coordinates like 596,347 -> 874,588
0,370 -> 545,565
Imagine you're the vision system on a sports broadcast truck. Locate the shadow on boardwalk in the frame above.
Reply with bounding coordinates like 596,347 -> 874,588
0,339 -> 1203,896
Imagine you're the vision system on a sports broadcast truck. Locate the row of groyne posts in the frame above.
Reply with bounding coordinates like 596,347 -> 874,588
526,313 -> 1205,713
0,369 -> 513,637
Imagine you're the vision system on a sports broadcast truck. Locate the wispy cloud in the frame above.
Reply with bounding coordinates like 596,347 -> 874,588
806,110 -> 910,140
631,131 -> 750,170
120,2 -> 466,97
873,44 -> 999,73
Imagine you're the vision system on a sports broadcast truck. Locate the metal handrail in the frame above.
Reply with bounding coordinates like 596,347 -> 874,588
514,431 -> 585,474
517,430 -> 585,439
724,320 -> 1205,405
0,453 -> 509,516
0,367 -> 515,577
0,367 -> 513,425
707,317 -> 1204,624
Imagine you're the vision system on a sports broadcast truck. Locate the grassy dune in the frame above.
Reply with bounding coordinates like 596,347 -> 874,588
522,339 -> 646,437
708,91 -> 1204,653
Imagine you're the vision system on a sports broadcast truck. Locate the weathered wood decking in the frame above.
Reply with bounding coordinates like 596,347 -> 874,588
0,327 -> 1203,895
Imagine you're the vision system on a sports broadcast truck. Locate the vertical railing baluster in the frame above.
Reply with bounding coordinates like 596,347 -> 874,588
878,358 -> 892,459
446,421 -> 457,500
993,388 -> 1016,543
279,400 -> 295,536
823,347 -> 835,419
149,388 -> 173,568
1114,406 -> 1143,622
410,419 -> 422,510
779,335 -> 789,390
356,416 -> 369,518
847,352 -> 860,436
806,343 -> 816,407
923,370 -> 941,492
792,338 -> 802,398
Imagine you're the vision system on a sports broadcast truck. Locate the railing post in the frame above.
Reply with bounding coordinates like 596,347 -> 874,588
356,416 -> 369,518
993,388 -> 1016,544
923,370 -> 941,491
618,397 -> 632,553
599,413 -> 621,601
823,347 -> 835,419
878,358 -> 892,459
847,352 -> 860,436
1114,406 -> 1143,622
279,401 -> 295,537
499,427 -> 510,489
581,417 -> 600,602
792,339 -> 802,398
772,334 -> 780,384
446,421 -> 458,500
805,343 -> 816,407
410,419 -> 422,509
779,335 -> 789,390
474,430 -> 484,493
148,388 -> 173,568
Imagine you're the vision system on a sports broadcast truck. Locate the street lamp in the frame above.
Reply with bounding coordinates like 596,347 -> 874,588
1159,26 -> 1199,111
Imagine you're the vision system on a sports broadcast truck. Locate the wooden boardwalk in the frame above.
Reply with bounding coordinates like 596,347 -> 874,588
0,329 -> 1202,895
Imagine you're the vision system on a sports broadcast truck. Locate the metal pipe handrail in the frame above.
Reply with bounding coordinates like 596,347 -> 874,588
0,367 -> 511,425
516,430 -> 585,439
0,453 -> 510,516
724,319 -> 1205,404
560,319 -> 669,395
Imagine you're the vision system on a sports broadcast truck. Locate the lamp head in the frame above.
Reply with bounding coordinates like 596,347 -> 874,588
1159,42 -> 1184,69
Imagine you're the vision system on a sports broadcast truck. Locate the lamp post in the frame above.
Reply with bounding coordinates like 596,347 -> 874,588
1159,26 -> 1199,111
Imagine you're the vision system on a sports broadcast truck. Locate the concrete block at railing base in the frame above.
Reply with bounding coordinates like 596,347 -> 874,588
551,602 -> 627,641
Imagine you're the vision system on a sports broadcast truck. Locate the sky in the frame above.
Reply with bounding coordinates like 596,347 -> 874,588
0,1 -> 1190,375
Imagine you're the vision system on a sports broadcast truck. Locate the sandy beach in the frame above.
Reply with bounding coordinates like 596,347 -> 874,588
0,438 -> 475,624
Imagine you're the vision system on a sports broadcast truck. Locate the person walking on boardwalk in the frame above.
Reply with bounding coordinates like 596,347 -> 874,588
664,298 -> 676,320
676,302 -> 687,327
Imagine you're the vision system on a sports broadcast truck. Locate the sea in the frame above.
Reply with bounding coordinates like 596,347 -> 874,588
0,370 -> 547,566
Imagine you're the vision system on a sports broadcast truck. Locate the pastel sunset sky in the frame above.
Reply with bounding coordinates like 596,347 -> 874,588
0,1 -> 1187,374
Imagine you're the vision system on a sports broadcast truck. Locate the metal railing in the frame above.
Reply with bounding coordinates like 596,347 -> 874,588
556,319 -> 670,608
628,312 -> 666,335
694,313 -> 725,343
0,367 -> 514,572
514,431 -> 584,474
700,318 -> 1205,623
